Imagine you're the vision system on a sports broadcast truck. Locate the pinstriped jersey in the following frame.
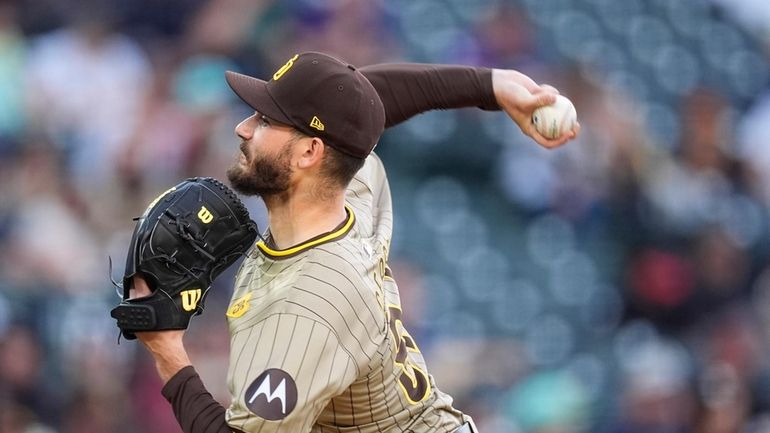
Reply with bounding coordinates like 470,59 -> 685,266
223,153 -> 468,433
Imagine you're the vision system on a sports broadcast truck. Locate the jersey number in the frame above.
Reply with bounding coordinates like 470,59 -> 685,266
387,305 -> 431,404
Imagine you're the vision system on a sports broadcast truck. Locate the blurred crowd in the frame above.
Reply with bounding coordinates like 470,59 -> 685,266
2,0 -> 770,432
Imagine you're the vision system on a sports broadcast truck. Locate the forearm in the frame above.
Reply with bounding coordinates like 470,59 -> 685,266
162,366 -> 238,433
141,331 -> 191,383
360,63 -> 499,128
139,332 -> 235,432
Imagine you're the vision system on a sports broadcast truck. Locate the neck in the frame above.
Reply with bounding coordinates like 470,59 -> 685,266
263,189 -> 347,250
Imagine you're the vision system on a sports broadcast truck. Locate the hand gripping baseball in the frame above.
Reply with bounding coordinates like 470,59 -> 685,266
492,69 -> 580,149
110,177 -> 259,340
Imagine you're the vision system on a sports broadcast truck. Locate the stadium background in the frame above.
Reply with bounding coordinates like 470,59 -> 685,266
2,0 -> 770,431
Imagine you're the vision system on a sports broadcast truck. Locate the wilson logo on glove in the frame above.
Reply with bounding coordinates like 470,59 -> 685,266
110,177 -> 260,340
197,206 -> 214,224
181,289 -> 203,312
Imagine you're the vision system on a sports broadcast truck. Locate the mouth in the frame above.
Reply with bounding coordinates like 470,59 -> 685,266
238,142 -> 249,164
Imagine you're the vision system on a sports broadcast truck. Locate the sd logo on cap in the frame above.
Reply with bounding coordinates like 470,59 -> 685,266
273,54 -> 299,81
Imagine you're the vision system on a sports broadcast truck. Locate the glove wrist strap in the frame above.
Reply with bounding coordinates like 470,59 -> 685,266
110,303 -> 157,340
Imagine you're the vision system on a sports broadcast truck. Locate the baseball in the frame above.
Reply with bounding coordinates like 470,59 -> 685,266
532,94 -> 577,139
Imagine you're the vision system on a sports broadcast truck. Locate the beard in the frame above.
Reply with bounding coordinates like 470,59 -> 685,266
226,140 -> 293,198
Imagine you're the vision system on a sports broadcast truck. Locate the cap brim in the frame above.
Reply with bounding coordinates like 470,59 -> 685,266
225,71 -> 292,125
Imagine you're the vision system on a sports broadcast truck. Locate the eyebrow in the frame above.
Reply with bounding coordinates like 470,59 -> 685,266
256,112 -> 292,129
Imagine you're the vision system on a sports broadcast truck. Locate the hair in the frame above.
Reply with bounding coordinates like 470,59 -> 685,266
289,128 -> 365,190
320,144 -> 366,189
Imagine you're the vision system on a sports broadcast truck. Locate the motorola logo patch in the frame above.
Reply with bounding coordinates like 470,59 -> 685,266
244,369 -> 298,420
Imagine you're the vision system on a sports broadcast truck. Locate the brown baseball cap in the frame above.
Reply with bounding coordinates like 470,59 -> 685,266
225,52 -> 385,159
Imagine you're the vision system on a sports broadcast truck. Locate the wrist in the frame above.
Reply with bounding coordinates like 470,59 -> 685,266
492,69 -> 538,97
152,345 -> 191,383
138,331 -> 191,383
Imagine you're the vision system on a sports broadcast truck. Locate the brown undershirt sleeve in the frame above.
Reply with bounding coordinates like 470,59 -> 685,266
161,366 -> 242,433
359,64 -> 500,128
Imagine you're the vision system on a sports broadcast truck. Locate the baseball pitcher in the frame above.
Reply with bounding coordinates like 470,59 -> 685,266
111,51 -> 579,433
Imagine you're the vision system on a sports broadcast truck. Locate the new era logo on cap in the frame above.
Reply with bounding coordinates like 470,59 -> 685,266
225,52 -> 385,159
310,116 -> 325,131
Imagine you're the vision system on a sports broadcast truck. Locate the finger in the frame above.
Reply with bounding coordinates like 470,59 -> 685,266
538,134 -> 571,149
523,123 -> 560,148
531,91 -> 557,109
537,84 -> 560,95
526,122 -> 579,149
571,122 -> 581,138
129,275 -> 153,299
547,123 -> 581,147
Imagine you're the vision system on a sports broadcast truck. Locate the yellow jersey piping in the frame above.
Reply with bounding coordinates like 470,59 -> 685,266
256,206 -> 355,259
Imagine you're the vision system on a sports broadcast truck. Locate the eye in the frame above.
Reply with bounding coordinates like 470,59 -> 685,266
258,115 -> 271,128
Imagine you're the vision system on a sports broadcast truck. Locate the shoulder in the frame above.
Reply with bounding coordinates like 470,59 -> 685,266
357,153 -> 387,184
285,244 -> 386,338
291,243 -> 372,311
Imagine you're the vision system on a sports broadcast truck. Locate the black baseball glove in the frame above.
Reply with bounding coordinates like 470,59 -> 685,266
110,177 -> 259,340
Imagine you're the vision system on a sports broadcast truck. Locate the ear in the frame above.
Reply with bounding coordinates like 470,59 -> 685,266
296,137 -> 325,169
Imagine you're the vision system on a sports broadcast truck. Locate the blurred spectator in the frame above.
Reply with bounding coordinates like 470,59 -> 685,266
606,337 -> 696,433
475,4 -> 536,67
640,88 -> 740,238
1,141 -> 102,293
118,53 -> 236,191
695,363 -> 751,433
0,395 -> 55,433
0,326 -> 56,430
25,4 -> 151,193
627,247 -> 696,325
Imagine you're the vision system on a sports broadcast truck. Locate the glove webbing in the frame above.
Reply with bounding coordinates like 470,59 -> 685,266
165,209 -> 218,262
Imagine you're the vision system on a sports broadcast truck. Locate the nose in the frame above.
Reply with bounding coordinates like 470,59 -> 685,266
235,115 -> 256,140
